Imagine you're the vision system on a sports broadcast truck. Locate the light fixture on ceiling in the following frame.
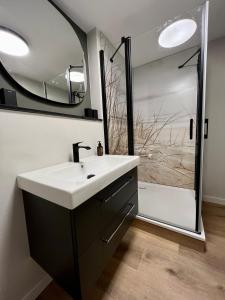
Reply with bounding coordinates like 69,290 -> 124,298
158,19 -> 197,48
0,26 -> 29,56
65,71 -> 84,83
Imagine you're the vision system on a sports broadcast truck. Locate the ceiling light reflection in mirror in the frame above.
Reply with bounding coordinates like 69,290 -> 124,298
0,27 -> 29,56
65,71 -> 84,83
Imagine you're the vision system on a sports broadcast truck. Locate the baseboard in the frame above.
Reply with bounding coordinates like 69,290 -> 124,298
133,218 -> 206,252
22,275 -> 52,300
203,195 -> 225,206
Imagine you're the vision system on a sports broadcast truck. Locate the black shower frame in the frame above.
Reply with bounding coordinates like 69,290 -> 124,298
194,2 -> 209,233
99,37 -> 134,156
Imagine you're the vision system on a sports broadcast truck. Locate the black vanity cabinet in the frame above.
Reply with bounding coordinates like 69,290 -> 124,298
23,167 -> 138,299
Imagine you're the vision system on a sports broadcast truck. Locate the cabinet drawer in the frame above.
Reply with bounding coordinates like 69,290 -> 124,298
74,168 -> 137,255
79,192 -> 138,298
100,168 -> 137,228
102,192 -> 138,264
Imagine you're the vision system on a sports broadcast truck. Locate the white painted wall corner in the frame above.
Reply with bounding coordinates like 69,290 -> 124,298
203,195 -> 225,206
22,275 -> 52,300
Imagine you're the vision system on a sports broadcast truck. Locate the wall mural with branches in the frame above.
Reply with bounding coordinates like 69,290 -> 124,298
133,48 -> 197,189
101,32 -> 197,190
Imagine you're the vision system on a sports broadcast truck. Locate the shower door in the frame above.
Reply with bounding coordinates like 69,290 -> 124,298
132,2 -> 208,232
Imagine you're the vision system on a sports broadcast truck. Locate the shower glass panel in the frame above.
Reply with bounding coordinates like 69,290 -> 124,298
100,33 -> 128,155
132,4 -> 207,232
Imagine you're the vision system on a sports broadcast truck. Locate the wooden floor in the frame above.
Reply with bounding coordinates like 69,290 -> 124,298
38,202 -> 225,300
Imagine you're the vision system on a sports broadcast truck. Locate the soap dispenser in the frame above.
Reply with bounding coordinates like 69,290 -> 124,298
97,141 -> 103,156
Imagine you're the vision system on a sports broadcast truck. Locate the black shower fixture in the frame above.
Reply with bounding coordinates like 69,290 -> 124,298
110,37 -> 127,63
178,48 -> 201,69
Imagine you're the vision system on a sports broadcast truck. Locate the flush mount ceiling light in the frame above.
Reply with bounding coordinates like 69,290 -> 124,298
0,27 -> 29,56
158,19 -> 197,48
65,71 -> 84,83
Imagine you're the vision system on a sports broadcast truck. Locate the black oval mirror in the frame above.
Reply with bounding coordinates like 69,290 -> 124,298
0,0 -> 87,105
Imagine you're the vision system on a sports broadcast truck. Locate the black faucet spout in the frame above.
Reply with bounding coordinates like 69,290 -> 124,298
81,146 -> 91,150
73,142 -> 91,163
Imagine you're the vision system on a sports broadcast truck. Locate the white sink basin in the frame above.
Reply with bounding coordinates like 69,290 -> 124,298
17,155 -> 140,209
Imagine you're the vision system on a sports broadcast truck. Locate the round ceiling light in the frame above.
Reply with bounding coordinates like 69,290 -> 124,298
65,71 -> 84,83
0,27 -> 29,56
158,19 -> 197,48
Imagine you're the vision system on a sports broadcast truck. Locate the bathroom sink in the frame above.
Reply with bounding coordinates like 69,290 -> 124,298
17,155 -> 140,209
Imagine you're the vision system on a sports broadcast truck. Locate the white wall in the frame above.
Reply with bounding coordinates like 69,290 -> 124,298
87,28 -> 103,118
0,110 -> 104,300
203,37 -> 225,204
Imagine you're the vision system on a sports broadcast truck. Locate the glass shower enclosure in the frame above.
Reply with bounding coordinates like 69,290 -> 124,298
100,2 -> 209,234
132,3 -> 208,233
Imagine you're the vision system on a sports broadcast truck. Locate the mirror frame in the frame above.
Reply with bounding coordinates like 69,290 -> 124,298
0,0 -> 91,110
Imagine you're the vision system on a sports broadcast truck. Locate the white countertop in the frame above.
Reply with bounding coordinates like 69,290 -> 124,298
17,155 -> 140,210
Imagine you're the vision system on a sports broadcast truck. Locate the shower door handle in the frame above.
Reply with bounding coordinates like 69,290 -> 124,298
189,119 -> 193,140
204,118 -> 209,139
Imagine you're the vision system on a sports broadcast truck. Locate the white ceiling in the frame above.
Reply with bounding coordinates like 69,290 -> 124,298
131,5 -> 203,67
54,0 -> 225,66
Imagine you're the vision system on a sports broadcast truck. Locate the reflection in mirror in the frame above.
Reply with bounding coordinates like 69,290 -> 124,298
0,0 -> 87,105
66,65 -> 87,104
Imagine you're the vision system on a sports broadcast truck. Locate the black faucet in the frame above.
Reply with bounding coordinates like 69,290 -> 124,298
73,142 -> 91,163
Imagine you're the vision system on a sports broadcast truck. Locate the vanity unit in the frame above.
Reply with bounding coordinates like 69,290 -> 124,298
18,155 -> 139,299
